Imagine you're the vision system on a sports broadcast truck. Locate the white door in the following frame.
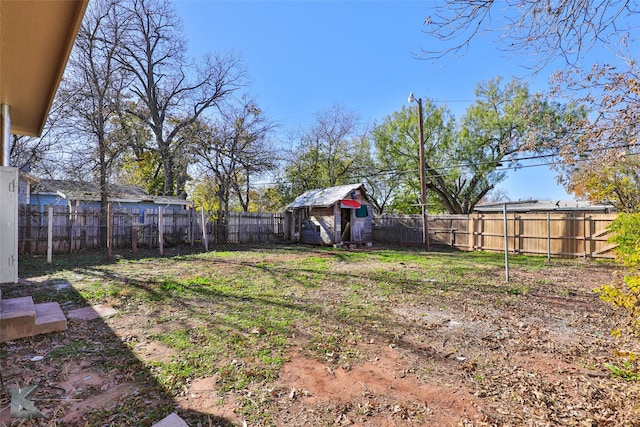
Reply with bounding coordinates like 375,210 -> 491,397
0,167 -> 18,283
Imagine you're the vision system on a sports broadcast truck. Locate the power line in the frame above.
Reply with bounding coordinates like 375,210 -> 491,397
250,145 -> 640,189
220,139 -> 640,191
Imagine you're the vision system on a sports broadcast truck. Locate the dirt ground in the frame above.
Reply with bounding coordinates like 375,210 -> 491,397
2,248 -> 639,426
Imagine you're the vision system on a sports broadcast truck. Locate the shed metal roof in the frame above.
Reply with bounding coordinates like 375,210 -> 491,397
287,183 -> 366,209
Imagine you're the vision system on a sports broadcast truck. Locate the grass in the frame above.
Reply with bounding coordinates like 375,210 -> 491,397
12,244 -> 613,425
605,362 -> 640,381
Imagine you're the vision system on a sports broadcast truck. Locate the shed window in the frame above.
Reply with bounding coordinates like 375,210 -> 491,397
355,204 -> 368,218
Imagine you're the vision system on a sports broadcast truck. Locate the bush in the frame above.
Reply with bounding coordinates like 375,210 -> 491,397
595,213 -> 640,332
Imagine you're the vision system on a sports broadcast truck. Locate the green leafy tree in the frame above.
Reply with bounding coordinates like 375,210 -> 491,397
446,78 -> 529,213
118,150 -> 165,195
108,105 -> 165,194
372,101 -> 454,214
373,78 -> 579,214
349,137 -> 399,214
253,187 -> 286,212
421,0 -> 636,213
187,175 -> 220,218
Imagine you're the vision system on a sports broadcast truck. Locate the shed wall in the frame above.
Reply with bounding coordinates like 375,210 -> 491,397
296,203 -> 373,245
301,207 -> 335,245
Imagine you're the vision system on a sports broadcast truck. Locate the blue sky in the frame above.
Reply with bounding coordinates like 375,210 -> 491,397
174,0 -> 587,201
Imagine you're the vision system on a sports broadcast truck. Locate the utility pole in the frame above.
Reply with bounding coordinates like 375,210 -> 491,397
408,93 -> 429,251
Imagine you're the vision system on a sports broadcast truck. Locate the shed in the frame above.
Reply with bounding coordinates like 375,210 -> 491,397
285,183 -> 373,246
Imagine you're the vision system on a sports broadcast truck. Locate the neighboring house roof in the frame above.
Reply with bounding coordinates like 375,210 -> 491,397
1,1 -> 88,136
287,183 -> 368,209
32,179 -> 192,206
18,170 -> 40,184
474,199 -> 616,213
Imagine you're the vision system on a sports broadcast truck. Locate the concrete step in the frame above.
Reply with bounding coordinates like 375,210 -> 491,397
0,296 -> 36,343
34,302 -> 67,336
152,413 -> 190,427
0,297 -> 67,342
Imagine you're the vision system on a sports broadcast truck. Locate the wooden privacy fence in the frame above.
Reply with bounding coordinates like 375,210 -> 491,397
19,204 -> 618,259
225,211 -> 285,243
199,212 -> 284,245
18,205 -> 285,255
196,212 -> 284,246
19,205 -> 191,254
372,213 -> 619,259
372,214 -> 470,248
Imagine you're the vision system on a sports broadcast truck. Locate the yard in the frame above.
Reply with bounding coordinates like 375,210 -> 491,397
2,244 -> 638,426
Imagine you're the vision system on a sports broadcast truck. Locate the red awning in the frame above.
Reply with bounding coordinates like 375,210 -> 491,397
340,199 -> 361,208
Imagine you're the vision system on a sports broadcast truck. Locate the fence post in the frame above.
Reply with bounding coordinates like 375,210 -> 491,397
107,203 -> 113,259
588,215 -> 594,258
503,204 -> 510,282
514,214 -> 520,254
131,226 -> 137,254
547,212 -> 551,261
47,206 -> 53,263
471,215 -> 477,251
583,213 -> 589,259
68,204 -> 73,254
189,207 -> 194,247
158,207 -> 164,256
449,217 -> 454,247
201,208 -> 208,251
478,214 -> 484,251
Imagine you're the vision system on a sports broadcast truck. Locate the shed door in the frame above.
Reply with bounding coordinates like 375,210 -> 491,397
340,208 -> 351,242
351,206 -> 367,242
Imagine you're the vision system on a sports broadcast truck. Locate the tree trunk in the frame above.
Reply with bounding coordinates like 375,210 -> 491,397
159,141 -> 174,196
99,134 -> 109,248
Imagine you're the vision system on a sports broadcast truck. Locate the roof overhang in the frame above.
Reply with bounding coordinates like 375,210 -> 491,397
340,199 -> 361,209
1,0 -> 88,136
154,198 -> 194,207
55,190 -> 193,207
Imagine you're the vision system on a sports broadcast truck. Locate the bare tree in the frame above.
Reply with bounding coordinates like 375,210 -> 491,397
53,0 -> 129,247
283,104 -> 367,199
64,0 -> 128,204
544,60 -> 640,210
116,0 -> 246,197
9,91 -> 72,176
421,0 -> 638,71
190,97 -> 277,240
226,101 -> 278,211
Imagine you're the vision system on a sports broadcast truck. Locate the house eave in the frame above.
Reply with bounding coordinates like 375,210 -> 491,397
1,0 -> 89,136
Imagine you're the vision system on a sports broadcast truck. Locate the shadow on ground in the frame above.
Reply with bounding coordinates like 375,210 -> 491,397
1,247 -> 232,426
